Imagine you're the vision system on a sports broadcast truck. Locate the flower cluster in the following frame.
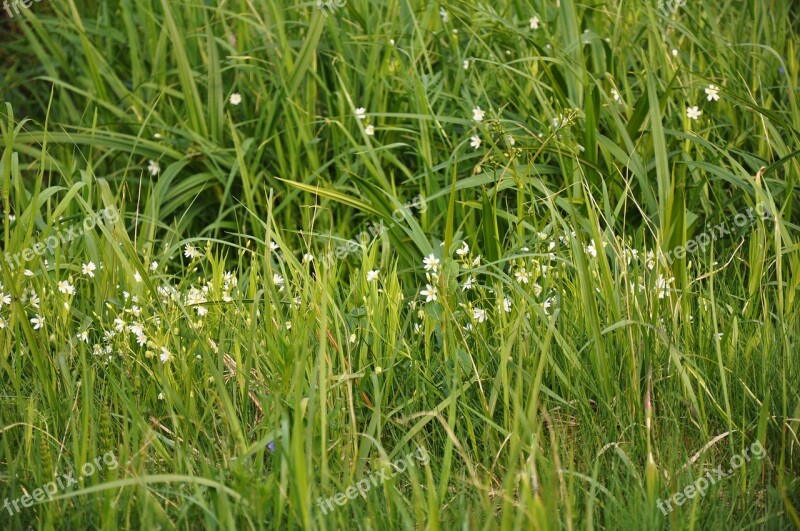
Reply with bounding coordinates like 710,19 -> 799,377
686,84 -> 721,121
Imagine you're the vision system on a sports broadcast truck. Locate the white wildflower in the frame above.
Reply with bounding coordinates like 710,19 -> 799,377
30,315 -> 45,330
420,284 -> 438,303
147,160 -> 160,176
423,254 -> 440,272
686,106 -> 702,120
462,276 -> 475,291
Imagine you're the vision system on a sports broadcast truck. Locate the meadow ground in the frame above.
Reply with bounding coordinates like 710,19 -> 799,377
0,0 -> 799,529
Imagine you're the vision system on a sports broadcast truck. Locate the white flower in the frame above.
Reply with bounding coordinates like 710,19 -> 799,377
463,59 -> 470,70
229,93 -> 242,106
136,334 -> 147,347
30,315 -> 44,330
472,307 -> 487,323
303,253 -> 315,263
471,255 -> 481,267
515,268 -> 530,284
133,271 -> 142,283
269,240 -> 279,251
365,124 -> 375,136
472,106 -> 485,122
533,283 -> 543,297
624,248 -> 639,265
552,113 -> 570,130
0,292 -> 10,306
456,242 -> 470,257
77,330 -> 89,343
655,274 -> 675,299
586,241 -> 597,258
505,135 -> 516,146
543,297 -> 555,314
24,269 -> 34,277
355,107 -> 367,120
439,7 -> 448,22
671,48 -> 678,57
58,280 -> 75,295
114,318 -> 126,332
462,275 -> 475,291
159,347 -> 173,363
611,88 -> 621,101
501,297 -> 512,313
184,244 -> 202,259
470,135 -> 481,149
128,322 -> 144,336
705,84 -> 720,101
0,317 -> 5,329
147,160 -> 160,176
645,250 -> 656,270
420,284 -> 438,302
367,269 -> 379,282
686,106 -> 702,120
529,16 -> 540,29
82,262 -> 97,277
273,273 -> 285,291
423,254 -> 440,272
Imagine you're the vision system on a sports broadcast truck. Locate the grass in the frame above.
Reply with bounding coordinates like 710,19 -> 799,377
0,0 -> 798,528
